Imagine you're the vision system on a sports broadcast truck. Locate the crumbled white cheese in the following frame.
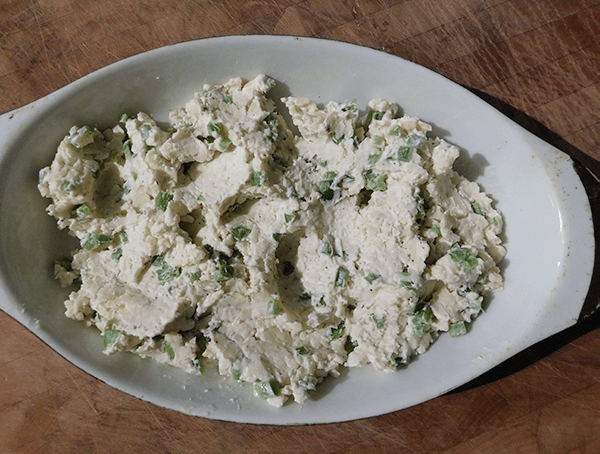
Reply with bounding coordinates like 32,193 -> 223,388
38,75 -> 505,407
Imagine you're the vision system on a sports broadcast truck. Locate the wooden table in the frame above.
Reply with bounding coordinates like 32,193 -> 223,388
1,1 -> 599,452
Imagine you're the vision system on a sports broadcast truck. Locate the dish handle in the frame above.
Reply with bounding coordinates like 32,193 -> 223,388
469,87 -> 600,320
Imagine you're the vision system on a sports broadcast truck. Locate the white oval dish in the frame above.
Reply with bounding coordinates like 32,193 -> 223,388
0,36 -> 594,424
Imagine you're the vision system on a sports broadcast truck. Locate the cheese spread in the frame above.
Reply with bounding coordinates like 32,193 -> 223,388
38,75 -> 505,407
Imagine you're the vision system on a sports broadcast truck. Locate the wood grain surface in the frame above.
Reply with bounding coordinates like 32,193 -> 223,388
1,0 -> 599,452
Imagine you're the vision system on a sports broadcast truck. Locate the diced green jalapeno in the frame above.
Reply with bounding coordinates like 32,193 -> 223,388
317,180 -> 334,200
317,171 -> 338,200
365,110 -> 384,127
415,195 -> 425,219
372,314 -> 386,329
155,191 -> 173,211
111,247 -> 122,261
83,233 -> 112,251
295,346 -> 311,355
335,266 -> 349,287
450,247 -> 479,271
412,307 -> 433,338
330,321 -> 344,340
390,125 -> 402,136
263,77 -> 276,89
397,146 -> 412,162
407,134 -> 427,149
214,260 -> 234,281
122,139 -> 133,158
219,138 -> 232,150
165,342 -> 175,360
321,243 -> 334,256
207,122 -> 222,136
470,296 -> 483,313
364,171 -> 387,191
299,377 -> 317,390
151,255 -> 181,283
71,203 -> 91,220
139,124 -> 150,140
250,171 -> 263,186
231,225 -> 251,241
332,133 -> 344,144
472,202 -> 486,216
103,329 -> 123,350
449,321 -> 467,337
69,126 -> 95,148
267,297 -> 282,315
254,379 -> 280,398
193,357 -> 205,373
364,273 -> 380,284
60,180 -> 73,194
369,153 -> 382,164
401,280 -> 416,291
341,99 -> 356,111
373,135 -> 384,151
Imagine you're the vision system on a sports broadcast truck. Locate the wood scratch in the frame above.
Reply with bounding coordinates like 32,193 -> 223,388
212,0 -> 238,32
154,14 -> 176,45
29,0 -> 63,92
31,0 -> 49,65
62,20 -> 82,80
545,360 -> 579,384
143,400 -> 176,443
307,425 -> 331,451
561,397 -> 600,414
188,1 -> 219,36
96,1 -> 119,61
375,430 -> 412,450
65,376 -> 102,419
